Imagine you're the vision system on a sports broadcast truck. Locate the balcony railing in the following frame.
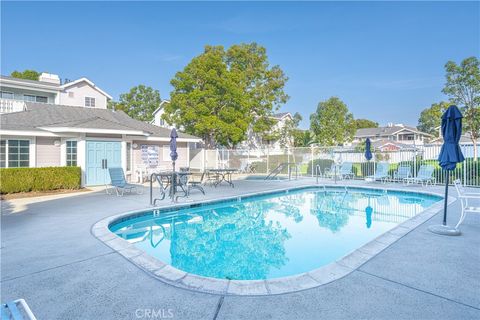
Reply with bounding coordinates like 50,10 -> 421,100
0,99 -> 27,114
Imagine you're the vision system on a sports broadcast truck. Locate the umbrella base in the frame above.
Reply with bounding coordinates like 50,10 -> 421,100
428,224 -> 461,236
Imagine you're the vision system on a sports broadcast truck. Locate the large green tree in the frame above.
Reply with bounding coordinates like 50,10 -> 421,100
353,119 -> 379,129
417,101 -> 449,137
112,85 -> 161,122
442,56 -> 480,158
163,43 -> 289,148
11,70 -> 40,81
310,97 -> 355,146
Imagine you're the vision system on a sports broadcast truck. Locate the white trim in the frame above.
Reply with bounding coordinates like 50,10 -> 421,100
124,135 -> 201,143
151,99 -> 171,117
37,126 -> 150,136
0,130 -> 78,137
60,78 -> 113,100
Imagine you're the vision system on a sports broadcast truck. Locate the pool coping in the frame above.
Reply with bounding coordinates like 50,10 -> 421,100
91,184 -> 453,296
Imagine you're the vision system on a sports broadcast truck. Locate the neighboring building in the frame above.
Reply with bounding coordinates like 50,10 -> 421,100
0,73 -> 112,113
151,100 -> 173,129
240,112 -> 294,150
0,103 -> 201,186
352,123 -> 432,147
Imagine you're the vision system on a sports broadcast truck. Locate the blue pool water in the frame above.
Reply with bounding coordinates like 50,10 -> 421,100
109,187 -> 441,280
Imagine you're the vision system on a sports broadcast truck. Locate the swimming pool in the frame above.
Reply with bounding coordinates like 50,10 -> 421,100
109,187 -> 441,281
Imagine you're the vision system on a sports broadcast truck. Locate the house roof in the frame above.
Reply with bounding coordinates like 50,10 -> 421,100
272,112 -> 291,120
0,75 -> 112,100
0,103 -> 201,141
152,100 -> 170,116
355,125 -> 432,138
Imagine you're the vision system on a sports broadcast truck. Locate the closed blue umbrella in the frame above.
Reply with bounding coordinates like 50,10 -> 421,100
170,128 -> 178,163
365,138 -> 372,161
430,105 -> 465,235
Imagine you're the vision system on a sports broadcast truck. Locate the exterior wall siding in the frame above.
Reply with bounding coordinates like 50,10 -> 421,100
36,137 -> 61,167
59,82 -> 108,109
132,141 -> 189,171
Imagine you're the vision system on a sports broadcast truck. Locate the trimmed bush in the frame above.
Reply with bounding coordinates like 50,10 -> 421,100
0,166 -> 81,194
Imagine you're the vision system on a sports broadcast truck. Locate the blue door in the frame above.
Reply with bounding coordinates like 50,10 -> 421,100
86,141 -> 122,186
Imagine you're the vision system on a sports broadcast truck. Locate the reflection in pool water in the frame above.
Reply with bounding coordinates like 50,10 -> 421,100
110,187 -> 440,280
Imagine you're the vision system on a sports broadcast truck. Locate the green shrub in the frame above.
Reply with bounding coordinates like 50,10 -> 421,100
306,159 -> 334,175
0,166 -> 81,194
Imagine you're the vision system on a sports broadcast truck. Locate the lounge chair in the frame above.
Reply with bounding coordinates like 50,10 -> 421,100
366,162 -> 390,183
107,167 -> 144,196
324,163 -> 340,179
404,165 -> 435,186
392,165 -> 412,183
2,299 -> 37,320
453,179 -> 480,229
339,162 -> 354,180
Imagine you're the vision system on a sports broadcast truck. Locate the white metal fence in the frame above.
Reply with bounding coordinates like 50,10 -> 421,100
188,144 -> 480,187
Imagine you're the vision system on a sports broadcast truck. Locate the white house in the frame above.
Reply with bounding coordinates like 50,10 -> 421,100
0,73 -> 112,113
352,123 -> 433,149
150,100 -> 173,129
0,75 -> 201,187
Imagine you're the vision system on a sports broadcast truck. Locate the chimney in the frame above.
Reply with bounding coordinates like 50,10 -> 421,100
39,73 -> 61,85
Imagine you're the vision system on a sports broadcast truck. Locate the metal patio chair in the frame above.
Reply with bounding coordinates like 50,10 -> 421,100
453,179 -> 480,229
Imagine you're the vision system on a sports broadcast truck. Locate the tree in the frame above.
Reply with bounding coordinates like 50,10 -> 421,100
417,102 -> 449,137
163,43 -> 289,148
442,56 -> 480,159
293,130 -> 313,147
353,119 -> 379,129
310,97 -> 355,146
114,85 -> 161,122
10,70 -> 40,81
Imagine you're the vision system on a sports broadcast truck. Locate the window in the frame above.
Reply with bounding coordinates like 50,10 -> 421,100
1,91 -> 14,99
24,95 -> 48,103
85,97 -> 96,107
0,140 -> 6,168
66,141 -> 77,166
4,140 -> 30,167
126,142 -> 132,171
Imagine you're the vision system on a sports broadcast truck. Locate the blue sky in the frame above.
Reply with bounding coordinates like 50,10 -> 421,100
2,1 -> 479,129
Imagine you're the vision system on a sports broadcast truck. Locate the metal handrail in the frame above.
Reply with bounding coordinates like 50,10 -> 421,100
315,164 -> 322,184
265,162 -> 299,180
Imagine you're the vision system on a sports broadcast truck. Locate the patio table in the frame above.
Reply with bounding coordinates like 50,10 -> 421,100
207,168 -> 238,188
150,171 -> 192,204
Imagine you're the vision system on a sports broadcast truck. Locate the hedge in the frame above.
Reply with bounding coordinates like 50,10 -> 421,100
0,166 -> 82,194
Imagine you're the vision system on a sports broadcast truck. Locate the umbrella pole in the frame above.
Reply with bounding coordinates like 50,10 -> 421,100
428,170 -> 460,236
442,173 -> 449,226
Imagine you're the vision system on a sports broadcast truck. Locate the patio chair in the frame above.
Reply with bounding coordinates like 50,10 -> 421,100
108,167 -> 144,196
339,162 -> 354,180
323,163 -> 339,179
2,299 -> 37,320
366,162 -> 390,183
177,168 -> 205,197
392,165 -> 412,184
453,179 -> 480,229
404,165 -> 435,186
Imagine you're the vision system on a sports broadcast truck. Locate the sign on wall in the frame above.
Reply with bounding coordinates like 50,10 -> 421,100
141,145 -> 159,167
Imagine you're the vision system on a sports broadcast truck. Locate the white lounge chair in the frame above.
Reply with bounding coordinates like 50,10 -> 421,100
404,165 -> 435,186
339,162 -> 354,180
366,162 -> 390,183
392,165 -> 412,183
453,179 -> 480,229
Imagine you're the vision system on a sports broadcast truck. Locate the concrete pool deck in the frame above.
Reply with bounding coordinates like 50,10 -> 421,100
1,178 -> 479,319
